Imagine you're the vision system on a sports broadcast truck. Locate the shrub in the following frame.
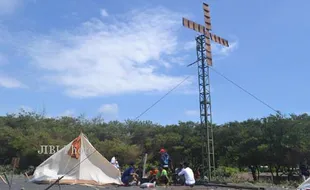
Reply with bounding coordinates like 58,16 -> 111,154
213,166 -> 239,178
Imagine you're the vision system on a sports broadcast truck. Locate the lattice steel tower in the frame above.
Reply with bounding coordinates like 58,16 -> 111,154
182,3 -> 230,180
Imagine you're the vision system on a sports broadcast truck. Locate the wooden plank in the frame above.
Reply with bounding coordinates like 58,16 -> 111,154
210,33 -> 229,47
182,17 -> 205,34
205,36 -> 212,66
203,3 -> 212,30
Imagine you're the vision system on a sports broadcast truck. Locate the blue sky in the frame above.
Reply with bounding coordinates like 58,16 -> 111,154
0,0 -> 309,125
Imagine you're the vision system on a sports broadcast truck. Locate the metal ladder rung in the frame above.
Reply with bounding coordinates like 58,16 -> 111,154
200,114 -> 211,117
200,101 -> 210,104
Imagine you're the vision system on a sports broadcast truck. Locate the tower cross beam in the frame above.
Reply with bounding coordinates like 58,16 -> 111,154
181,2 -> 230,181
182,2 -> 229,66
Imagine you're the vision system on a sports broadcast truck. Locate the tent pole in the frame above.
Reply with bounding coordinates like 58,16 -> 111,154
142,153 -> 148,178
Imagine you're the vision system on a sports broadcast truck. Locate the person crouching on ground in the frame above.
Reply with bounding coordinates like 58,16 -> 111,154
178,162 -> 195,187
135,165 -> 144,184
148,166 -> 159,182
121,161 -> 138,186
156,166 -> 169,186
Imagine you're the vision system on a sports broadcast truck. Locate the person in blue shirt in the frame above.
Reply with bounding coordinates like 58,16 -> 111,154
159,148 -> 171,170
121,161 -> 138,186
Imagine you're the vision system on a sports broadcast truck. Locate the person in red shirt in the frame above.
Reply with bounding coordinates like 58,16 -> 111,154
148,166 -> 159,182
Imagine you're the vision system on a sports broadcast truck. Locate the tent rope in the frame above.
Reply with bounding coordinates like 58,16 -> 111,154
209,66 -> 281,115
62,153 -> 71,176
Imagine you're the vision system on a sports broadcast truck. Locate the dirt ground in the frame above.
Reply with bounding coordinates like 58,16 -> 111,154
0,175 -> 297,190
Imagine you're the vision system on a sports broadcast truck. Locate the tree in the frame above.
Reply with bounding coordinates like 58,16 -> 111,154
0,109 -> 309,183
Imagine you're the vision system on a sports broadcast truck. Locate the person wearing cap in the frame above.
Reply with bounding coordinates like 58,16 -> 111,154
159,148 -> 171,170
121,161 -> 138,186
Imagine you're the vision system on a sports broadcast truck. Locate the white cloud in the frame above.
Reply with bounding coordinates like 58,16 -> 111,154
60,109 -> 75,117
25,7 -> 192,98
183,41 -> 196,51
168,55 -> 190,66
44,115 -> 53,119
0,75 -> 25,88
98,103 -> 118,115
19,105 -> 33,112
212,40 -> 239,57
158,59 -> 172,68
0,26 -> 25,89
184,109 -> 199,116
0,0 -> 21,15
100,9 -> 108,17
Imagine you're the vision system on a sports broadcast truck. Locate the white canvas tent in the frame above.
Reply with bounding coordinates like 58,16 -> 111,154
298,177 -> 310,190
30,133 -> 122,186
